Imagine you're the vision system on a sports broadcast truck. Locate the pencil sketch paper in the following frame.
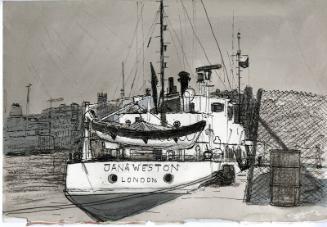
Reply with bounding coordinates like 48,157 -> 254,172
2,0 -> 327,225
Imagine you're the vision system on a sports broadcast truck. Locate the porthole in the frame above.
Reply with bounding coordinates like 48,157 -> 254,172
173,120 -> 181,128
163,173 -> 174,183
108,174 -> 118,183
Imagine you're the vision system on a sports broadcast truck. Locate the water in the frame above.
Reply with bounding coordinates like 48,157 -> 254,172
3,151 -> 94,223
4,151 -> 69,194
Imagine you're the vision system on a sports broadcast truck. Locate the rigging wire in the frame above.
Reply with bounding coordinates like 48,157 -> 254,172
112,86 -> 119,100
226,50 -> 236,89
192,0 -> 195,68
123,3 -> 145,65
27,63 -> 52,100
129,67 -> 139,97
126,46 -> 142,97
135,1 -> 139,94
129,1 -> 140,100
231,10 -> 235,89
128,24 -> 159,96
167,27 -> 183,68
146,11 -> 160,48
80,7 -> 129,46
166,16 -> 193,73
119,6 -> 160,98
179,0 -> 228,90
200,0 -> 232,90
166,23 -> 183,67
232,10 -> 235,55
178,14 -> 185,69
141,0 -> 145,89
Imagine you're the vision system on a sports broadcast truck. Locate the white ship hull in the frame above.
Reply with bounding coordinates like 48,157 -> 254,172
65,161 -> 221,194
65,161 -> 221,221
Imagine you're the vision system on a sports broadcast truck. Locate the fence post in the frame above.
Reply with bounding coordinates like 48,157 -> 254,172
245,88 -> 263,202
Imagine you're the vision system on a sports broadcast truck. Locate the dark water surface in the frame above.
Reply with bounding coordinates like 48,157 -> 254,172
4,151 -> 69,194
2,151 -> 95,223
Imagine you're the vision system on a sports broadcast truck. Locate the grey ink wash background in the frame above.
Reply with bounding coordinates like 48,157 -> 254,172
3,0 -> 327,115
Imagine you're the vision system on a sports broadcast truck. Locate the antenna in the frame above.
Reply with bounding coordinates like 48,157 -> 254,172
136,1 -> 139,82
159,0 -> 167,126
141,1 -> 145,89
26,83 -> 32,115
237,31 -> 241,123
232,10 -> 235,56
121,61 -> 125,99
231,10 -> 235,87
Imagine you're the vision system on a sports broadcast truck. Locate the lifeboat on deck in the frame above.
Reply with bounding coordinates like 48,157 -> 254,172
91,119 -> 206,150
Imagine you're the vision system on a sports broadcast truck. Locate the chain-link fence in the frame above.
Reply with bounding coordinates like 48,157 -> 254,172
245,90 -> 327,205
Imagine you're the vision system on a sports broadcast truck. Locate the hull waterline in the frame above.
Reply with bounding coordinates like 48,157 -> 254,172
65,192 -> 183,221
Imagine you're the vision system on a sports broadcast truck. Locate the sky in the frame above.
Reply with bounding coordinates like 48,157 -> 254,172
3,0 -> 327,114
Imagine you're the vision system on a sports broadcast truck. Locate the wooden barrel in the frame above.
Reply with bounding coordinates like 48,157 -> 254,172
270,149 -> 301,207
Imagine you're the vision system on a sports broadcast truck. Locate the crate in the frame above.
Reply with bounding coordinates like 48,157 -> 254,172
270,149 -> 301,207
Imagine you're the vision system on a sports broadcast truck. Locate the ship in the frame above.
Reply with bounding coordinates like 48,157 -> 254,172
64,0 -> 254,221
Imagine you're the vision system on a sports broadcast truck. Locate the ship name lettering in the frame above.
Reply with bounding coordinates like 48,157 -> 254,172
132,163 -> 140,171
104,164 -> 110,171
142,164 -> 148,172
104,163 -> 179,172
155,164 -> 161,172
171,164 -> 179,172
121,177 -> 157,183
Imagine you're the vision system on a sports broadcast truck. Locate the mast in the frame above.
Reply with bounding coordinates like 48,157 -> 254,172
237,32 -> 241,123
232,11 -> 235,57
121,61 -> 125,99
231,11 -> 235,87
159,0 -> 167,126
26,83 -> 32,115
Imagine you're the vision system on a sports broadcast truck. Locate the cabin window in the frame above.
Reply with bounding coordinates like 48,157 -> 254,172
211,103 -> 224,113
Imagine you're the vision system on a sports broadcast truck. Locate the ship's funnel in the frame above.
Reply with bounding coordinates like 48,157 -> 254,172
168,77 -> 177,94
178,71 -> 191,96
168,77 -> 174,94
197,72 -> 204,83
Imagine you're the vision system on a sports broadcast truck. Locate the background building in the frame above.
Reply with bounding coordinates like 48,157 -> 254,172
4,102 -> 82,154
3,93 -> 122,154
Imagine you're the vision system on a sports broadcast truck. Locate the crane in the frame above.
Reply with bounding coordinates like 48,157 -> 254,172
26,83 -> 32,115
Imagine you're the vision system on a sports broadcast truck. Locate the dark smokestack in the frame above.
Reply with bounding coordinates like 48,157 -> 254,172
168,77 -> 174,94
178,71 -> 191,95
197,72 -> 204,83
